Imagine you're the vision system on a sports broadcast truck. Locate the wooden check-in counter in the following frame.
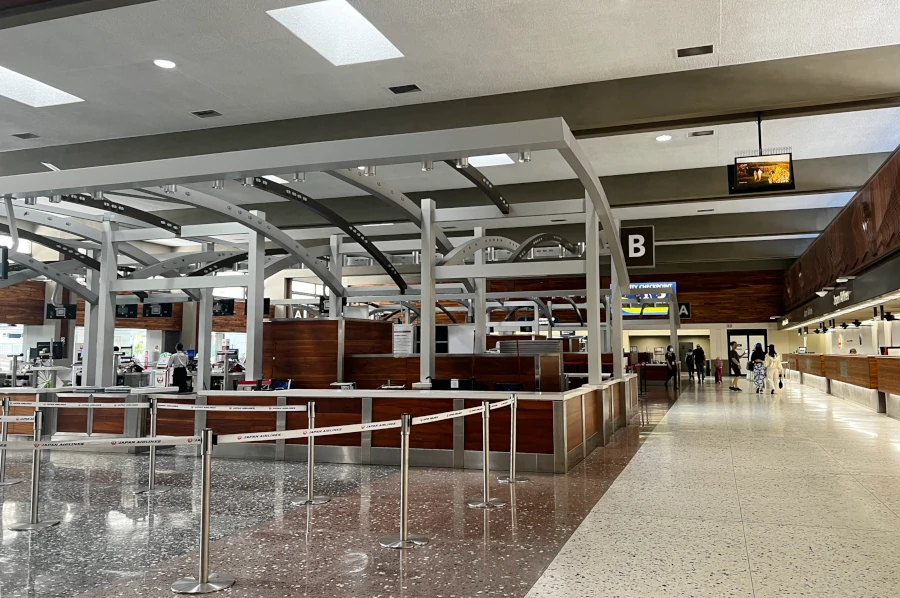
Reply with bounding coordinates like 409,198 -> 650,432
182,375 -> 637,474
1,388 -> 55,437
787,353 -> 885,413
875,358 -> 900,420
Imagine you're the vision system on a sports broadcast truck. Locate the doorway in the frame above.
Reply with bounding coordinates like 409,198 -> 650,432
727,329 -> 768,371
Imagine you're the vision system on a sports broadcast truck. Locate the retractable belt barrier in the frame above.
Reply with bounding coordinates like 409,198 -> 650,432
14,402 -> 150,409
0,416 -> 35,423
157,402 -> 309,412
0,435 -> 201,450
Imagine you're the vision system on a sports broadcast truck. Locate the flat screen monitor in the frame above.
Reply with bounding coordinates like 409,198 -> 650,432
51,341 -> 64,360
142,303 -> 173,318
213,299 -> 235,317
186,349 -> 196,359
116,304 -> 138,318
45,304 -> 76,320
728,153 -> 795,194
36,341 -> 50,357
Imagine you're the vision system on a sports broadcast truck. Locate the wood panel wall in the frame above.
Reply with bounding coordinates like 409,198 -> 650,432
823,355 -> 878,389
210,300 -> 275,333
344,319 -> 392,355
262,320 -> 338,387
797,354 -> 826,376
784,146 -> 900,310
876,358 -> 900,395
75,297 -> 184,331
0,281 -> 45,325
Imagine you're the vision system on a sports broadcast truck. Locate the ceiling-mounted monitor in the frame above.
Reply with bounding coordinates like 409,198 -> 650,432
142,303 -> 173,318
45,304 -> 76,320
116,304 -> 138,318
213,299 -> 235,317
728,153 -> 795,194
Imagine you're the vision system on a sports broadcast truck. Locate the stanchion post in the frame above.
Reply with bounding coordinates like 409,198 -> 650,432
499,395 -> 529,484
294,401 -> 330,506
0,396 -> 24,486
172,428 -> 235,594
135,397 -> 170,495
380,413 -> 429,548
8,410 -> 59,531
467,401 -> 506,508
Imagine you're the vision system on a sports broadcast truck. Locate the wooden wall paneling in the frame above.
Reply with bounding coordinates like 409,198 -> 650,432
262,320 -> 339,387
823,356 -> 877,388
463,399 -> 554,454
344,319 -> 393,355
485,335 -> 546,350
565,397 -> 582,452
55,397 -> 89,433
876,357 -> 900,394
205,395 -> 277,439
472,356 -> 537,391
583,391 -> 598,439
284,397 -> 363,446
798,354 -> 826,376
7,394 -> 36,435
462,399 -> 512,452
344,356 -> 411,389
75,297 -> 185,331
371,398 -> 455,449
539,355 -> 562,391
152,397 -> 196,437
0,282 -> 45,325
785,146 -> 900,310
90,398 -> 127,434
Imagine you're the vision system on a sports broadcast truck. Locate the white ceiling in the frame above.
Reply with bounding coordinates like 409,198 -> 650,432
1,0 -> 900,150
613,192 -> 854,220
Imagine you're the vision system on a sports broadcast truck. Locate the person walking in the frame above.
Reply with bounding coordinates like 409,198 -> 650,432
764,344 -> 784,394
750,342 -> 767,394
729,341 -> 744,391
664,345 -> 678,389
686,352 -> 695,382
692,344 -> 706,383
714,356 -> 723,384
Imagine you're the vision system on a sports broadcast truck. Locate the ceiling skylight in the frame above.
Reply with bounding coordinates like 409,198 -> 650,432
0,66 -> 84,107
263,175 -> 290,184
267,1 -> 403,66
468,154 -> 515,167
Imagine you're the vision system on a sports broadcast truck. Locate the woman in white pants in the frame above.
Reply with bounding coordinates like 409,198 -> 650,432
764,344 -> 784,394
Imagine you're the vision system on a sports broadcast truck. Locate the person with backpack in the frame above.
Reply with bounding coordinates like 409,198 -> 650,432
692,344 -> 706,383
686,352 -> 695,382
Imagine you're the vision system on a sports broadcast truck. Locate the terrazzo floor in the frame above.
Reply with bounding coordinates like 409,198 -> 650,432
526,379 -> 900,598
0,391 -> 676,597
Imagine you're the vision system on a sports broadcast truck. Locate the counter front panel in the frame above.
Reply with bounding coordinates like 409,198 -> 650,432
823,355 -> 878,389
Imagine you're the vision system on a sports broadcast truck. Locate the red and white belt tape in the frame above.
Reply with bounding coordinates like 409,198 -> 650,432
12,402 -> 150,409
0,435 -> 201,451
411,404 -> 485,426
489,398 -> 515,410
157,403 -> 308,412
217,419 -> 401,444
0,416 -> 35,423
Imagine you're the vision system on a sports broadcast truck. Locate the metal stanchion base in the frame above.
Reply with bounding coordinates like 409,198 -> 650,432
171,573 -> 236,594
292,496 -> 331,506
498,475 -> 530,484
379,533 -> 430,549
466,498 -> 506,509
8,519 -> 60,531
133,486 -> 172,495
0,478 -> 24,487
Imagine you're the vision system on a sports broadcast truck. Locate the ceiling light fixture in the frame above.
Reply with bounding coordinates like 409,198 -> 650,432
241,177 -> 254,187
267,1 -> 403,66
815,290 -> 828,297
49,195 -> 61,203
468,154 -> 515,167
212,180 -> 224,190
456,157 -> 469,169
655,134 -> 672,142
421,160 -> 434,172
153,59 -> 177,69
24,197 -> 36,205
293,172 -> 306,183
163,184 -> 177,194
92,191 -> 104,200
0,65 -> 83,107
836,275 -> 856,283
41,162 -> 60,171
263,175 -> 290,185
363,165 -> 376,177
517,151 -> 532,163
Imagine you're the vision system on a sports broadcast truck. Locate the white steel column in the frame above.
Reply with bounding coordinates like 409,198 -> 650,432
609,218 -> 625,378
669,308 -> 679,365
328,234 -> 342,320
420,199 -> 436,383
196,242 -> 214,392
82,249 -> 100,385
585,197 -> 603,385
244,211 -> 265,381
94,217 -> 119,387
473,226 -> 487,354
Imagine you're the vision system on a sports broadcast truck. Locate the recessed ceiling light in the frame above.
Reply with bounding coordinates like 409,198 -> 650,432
677,45 -> 714,58
267,1 -> 403,66
655,135 -> 672,142
468,154 -> 515,167
11,132 -> 39,139
688,130 -> 715,137
697,208 -> 714,213
41,162 -> 60,171
191,109 -> 222,118
389,84 -> 420,94
153,59 -> 177,69
263,175 -> 290,185
0,65 -> 83,107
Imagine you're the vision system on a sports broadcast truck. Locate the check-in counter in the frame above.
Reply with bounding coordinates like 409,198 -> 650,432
796,354 -> 828,391
1,388 -> 56,437
823,355 -> 883,412
178,378 -> 631,473
875,358 -> 900,420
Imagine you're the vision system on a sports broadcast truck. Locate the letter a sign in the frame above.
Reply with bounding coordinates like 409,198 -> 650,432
620,226 -> 655,268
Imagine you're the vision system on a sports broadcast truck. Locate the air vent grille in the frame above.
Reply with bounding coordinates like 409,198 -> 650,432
191,110 -> 222,118
389,84 -> 421,94
11,132 -> 39,139
689,130 -> 715,137
677,45 -> 714,58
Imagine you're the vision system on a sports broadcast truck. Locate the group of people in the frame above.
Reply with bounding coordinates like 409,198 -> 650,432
664,341 -> 784,394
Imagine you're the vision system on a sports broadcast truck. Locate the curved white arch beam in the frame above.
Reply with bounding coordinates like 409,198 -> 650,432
507,232 -> 579,263
9,252 -> 98,303
439,235 -> 520,266
159,186 -> 344,296
326,169 -> 455,254
0,260 -> 85,290
126,251 -> 244,280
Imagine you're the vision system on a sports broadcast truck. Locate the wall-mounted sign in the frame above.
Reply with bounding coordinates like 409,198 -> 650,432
833,290 -> 851,306
115,304 -> 138,319
212,299 -> 235,317
143,303 -> 173,318
620,226 -> 655,268
678,302 -> 691,319
46,304 -> 76,320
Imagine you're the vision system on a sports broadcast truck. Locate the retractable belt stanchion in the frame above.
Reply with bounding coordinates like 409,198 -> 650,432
135,398 -> 171,495
1,396 -> 25,487
380,413 -> 429,549
498,394 -> 529,484
8,410 -> 60,531
466,401 -> 506,509
293,401 -> 330,506
172,428 -> 235,594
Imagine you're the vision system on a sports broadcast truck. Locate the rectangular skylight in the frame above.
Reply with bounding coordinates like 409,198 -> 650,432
263,175 -> 290,184
0,66 -> 83,107
267,1 -> 403,66
468,154 -> 515,167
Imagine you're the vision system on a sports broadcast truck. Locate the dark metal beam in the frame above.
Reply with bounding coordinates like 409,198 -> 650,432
443,161 -> 509,214
62,193 -> 181,234
0,223 -> 100,270
189,248 -> 288,277
250,177 -> 408,293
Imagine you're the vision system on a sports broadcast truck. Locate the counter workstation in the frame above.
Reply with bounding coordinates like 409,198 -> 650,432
148,375 -> 639,473
787,353 -> 891,415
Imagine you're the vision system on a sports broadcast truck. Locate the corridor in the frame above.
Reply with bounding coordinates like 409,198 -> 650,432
527,381 -> 900,597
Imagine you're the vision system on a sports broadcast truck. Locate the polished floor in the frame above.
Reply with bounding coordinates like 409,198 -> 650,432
0,392 -> 675,598
527,380 -> 900,597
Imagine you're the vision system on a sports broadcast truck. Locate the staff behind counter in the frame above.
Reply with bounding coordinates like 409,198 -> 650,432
166,343 -> 190,392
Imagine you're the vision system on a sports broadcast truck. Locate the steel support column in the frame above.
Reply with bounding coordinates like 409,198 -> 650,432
329,235 -> 342,320
585,197 -> 603,385
94,218 -> 118,386
420,199 -> 437,384
473,227 -> 487,354
197,243 -> 214,392
244,211 -> 265,381
82,250 -> 99,385
610,219 -> 625,379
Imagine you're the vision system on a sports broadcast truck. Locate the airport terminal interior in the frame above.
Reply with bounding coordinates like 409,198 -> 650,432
2,1 -> 900,596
